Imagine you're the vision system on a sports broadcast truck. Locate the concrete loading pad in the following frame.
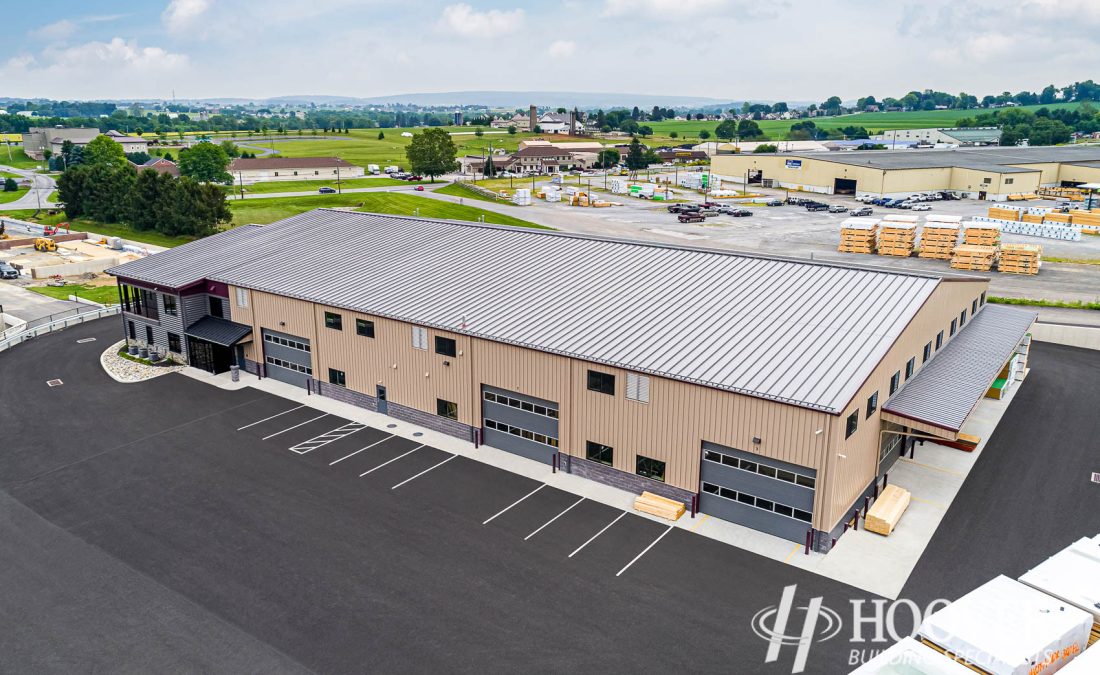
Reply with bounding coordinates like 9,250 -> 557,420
0,237 -> 141,279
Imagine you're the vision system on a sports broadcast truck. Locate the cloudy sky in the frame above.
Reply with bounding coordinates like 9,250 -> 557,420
3,0 -> 1099,103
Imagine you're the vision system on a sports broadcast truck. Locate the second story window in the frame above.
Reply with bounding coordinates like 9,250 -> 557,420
435,336 -> 457,357
324,312 -> 342,330
587,370 -> 615,395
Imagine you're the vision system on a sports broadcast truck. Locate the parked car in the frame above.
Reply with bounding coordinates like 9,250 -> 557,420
701,201 -> 721,208
855,195 -> 875,203
415,185 -> 425,191
318,186 -> 337,194
678,213 -> 706,223
911,203 -> 932,211
806,203 -> 828,212
0,262 -> 18,279
698,208 -> 720,217
763,198 -> 783,206
406,175 -> 423,181
827,205 -> 848,213
728,208 -> 753,217
668,204 -> 697,214
852,206 -> 874,217
871,197 -> 889,206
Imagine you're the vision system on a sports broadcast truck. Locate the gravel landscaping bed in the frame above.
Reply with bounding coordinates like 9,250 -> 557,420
100,340 -> 185,383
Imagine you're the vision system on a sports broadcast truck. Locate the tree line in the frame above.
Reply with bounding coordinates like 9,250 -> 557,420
56,135 -> 230,237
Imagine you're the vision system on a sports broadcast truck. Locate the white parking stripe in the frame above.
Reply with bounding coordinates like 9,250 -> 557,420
329,435 -> 394,465
237,405 -> 305,431
482,484 -> 546,525
289,422 -> 366,454
261,413 -> 328,441
615,525 -> 674,577
568,512 -> 626,558
359,445 -> 424,477
391,454 -> 456,490
524,497 -> 585,541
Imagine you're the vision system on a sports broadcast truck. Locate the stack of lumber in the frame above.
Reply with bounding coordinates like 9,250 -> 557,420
1022,213 -> 1044,224
951,244 -> 997,271
1070,209 -> 1100,233
865,485 -> 910,536
1043,211 -> 1072,224
988,205 -> 1023,221
1038,186 -> 1084,201
998,243 -> 1042,275
838,219 -> 878,254
633,491 -> 686,521
962,222 -> 1001,246
918,222 -> 960,260
878,222 -> 917,257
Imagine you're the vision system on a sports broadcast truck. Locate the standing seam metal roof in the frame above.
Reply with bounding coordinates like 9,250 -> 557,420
882,304 -> 1036,432
108,209 -> 953,413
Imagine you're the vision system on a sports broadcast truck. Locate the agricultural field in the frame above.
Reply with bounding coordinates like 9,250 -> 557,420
229,191 -> 546,229
229,176 -> 427,195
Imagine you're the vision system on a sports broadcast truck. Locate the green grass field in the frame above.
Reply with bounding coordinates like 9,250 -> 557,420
231,176 -> 426,194
229,192 -> 546,229
0,210 -> 195,248
0,187 -> 29,204
27,283 -> 120,304
1,171 -> 22,179
0,146 -> 42,169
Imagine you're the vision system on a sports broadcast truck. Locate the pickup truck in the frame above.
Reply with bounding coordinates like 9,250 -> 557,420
678,212 -> 706,223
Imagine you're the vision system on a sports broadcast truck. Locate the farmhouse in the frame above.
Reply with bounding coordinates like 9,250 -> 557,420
227,156 -> 364,183
106,210 -> 1035,552
712,145 -> 1100,200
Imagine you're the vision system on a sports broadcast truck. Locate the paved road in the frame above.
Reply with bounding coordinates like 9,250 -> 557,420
0,280 -> 82,323
0,164 -> 57,211
227,181 -> 431,200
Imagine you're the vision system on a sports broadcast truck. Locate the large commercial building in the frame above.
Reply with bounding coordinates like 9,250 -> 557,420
712,145 -> 1100,200
21,126 -> 100,160
227,157 -> 363,183
107,210 -> 1035,551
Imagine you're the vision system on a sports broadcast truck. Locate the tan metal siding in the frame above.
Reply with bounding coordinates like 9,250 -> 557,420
228,286 -> 255,361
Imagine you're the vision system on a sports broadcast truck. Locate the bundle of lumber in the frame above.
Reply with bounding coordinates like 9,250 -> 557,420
951,244 -> 997,271
1069,209 -> 1100,233
864,485 -> 910,536
838,221 -> 878,254
1022,213 -> 1044,224
918,223 -> 960,260
1042,212 -> 1072,224
998,243 -> 1042,275
988,205 -> 1022,221
633,491 -> 686,521
962,223 -> 1001,246
878,223 -> 917,257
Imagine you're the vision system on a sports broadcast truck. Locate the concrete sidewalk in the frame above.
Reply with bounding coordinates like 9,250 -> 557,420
179,364 -> 1024,598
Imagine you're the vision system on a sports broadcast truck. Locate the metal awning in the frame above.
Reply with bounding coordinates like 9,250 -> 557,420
184,316 -> 252,347
882,305 -> 1037,437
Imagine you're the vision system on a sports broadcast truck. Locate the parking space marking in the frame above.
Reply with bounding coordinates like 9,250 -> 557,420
482,484 -> 546,525
359,445 -> 424,477
329,435 -> 394,465
524,497 -> 585,541
615,525 -> 674,577
289,422 -> 367,454
391,454 -> 457,490
237,405 -> 305,431
689,514 -> 710,532
568,512 -> 626,558
783,543 -> 802,563
261,413 -> 328,441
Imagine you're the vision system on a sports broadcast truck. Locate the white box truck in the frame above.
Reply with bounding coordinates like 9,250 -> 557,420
917,575 -> 1092,675
850,637 -> 978,674
367,164 -> 380,175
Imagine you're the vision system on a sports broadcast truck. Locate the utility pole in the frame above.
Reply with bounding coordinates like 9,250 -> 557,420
337,165 -> 341,194
238,171 -> 245,199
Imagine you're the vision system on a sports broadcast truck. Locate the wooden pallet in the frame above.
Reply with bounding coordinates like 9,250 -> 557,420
878,248 -> 913,257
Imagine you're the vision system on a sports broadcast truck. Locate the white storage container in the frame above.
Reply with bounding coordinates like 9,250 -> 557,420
1019,536 -> 1100,627
850,637 -> 977,674
918,575 -> 1092,675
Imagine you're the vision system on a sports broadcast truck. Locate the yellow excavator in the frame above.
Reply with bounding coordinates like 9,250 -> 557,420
34,237 -> 57,252
0,220 -> 8,241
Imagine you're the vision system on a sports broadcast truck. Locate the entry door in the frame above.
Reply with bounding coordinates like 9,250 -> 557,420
376,385 -> 388,414
188,339 -> 215,373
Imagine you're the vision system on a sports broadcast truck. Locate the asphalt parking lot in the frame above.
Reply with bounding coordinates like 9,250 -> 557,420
3,319 -> 1098,673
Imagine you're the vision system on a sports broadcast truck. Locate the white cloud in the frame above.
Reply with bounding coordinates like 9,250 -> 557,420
31,20 -> 78,42
547,40 -> 576,58
602,0 -> 727,18
162,0 -> 213,33
437,4 -> 524,38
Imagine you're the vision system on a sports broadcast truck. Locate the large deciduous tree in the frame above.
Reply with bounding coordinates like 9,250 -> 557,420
82,135 -> 128,168
405,128 -> 458,182
178,141 -> 232,184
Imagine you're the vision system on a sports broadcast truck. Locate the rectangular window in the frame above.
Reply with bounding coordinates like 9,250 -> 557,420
845,411 -> 858,439
866,391 -> 878,418
167,332 -> 181,353
982,177 -> 992,184
905,357 -> 916,380
435,336 -> 457,357
972,299 -> 978,315
236,287 -> 249,308
163,295 -> 177,316
328,368 -> 346,386
635,455 -> 666,482
207,295 -> 221,319
923,342 -> 932,363
950,318 -> 957,336
412,326 -> 428,350
356,319 -> 374,338
145,325 -> 154,345
586,441 -> 613,466
625,372 -> 650,403
960,309 -> 967,326
587,370 -> 615,395
1005,178 -> 1014,185
936,331 -> 944,350
436,398 -> 458,420
889,371 -> 900,395
324,311 -> 342,330
128,320 -> 135,340
980,292 -> 986,306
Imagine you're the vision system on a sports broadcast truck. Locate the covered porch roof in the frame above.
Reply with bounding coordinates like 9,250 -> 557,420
184,316 -> 253,347
882,304 -> 1037,439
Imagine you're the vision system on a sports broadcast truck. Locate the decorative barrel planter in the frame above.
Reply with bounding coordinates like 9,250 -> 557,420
139,347 -> 149,359
128,345 -> 139,355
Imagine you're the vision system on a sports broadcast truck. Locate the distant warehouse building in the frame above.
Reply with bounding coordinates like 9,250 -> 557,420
106,210 -> 1035,552
871,127 -> 1003,147
712,145 -> 1100,200
227,156 -> 363,183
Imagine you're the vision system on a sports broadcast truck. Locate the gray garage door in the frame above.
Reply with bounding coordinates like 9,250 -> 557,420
481,385 -> 559,465
699,441 -> 816,544
261,328 -> 313,388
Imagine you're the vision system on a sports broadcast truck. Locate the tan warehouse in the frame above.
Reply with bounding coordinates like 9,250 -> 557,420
712,145 -> 1100,200
107,210 -> 1035,552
